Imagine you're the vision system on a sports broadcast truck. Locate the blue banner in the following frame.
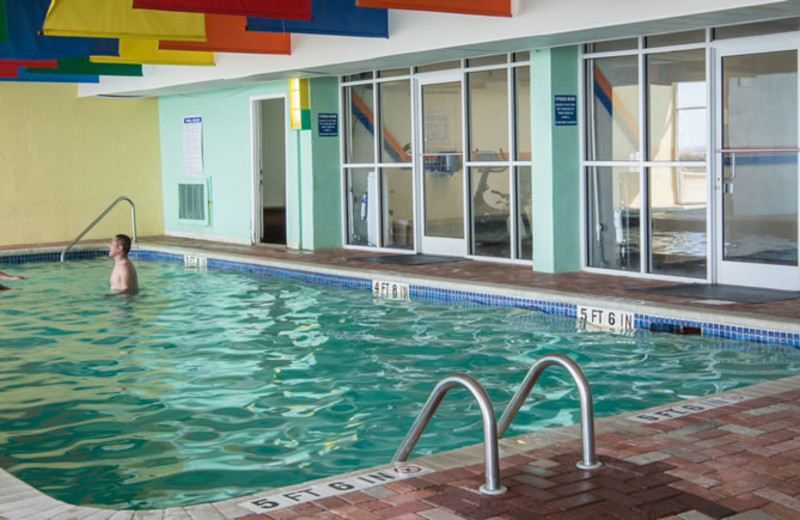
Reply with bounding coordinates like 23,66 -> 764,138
0,70 -> 100,82
247,0 -> 388,38
0,0 -> 118,60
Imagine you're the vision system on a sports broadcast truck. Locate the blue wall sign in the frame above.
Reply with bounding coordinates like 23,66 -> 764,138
554,95 -> 577,126
318,113 -> 338,137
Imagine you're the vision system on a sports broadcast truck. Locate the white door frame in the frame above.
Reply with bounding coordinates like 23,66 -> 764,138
414,70 -> 468,256
249,93 -> 288,245
711,35 -> 800,289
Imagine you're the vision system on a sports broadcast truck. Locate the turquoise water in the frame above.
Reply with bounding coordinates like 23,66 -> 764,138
2,258 -> 800,509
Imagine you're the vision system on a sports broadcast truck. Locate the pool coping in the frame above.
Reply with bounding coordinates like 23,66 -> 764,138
2,374 -> 800,519
2,241 -> 800,347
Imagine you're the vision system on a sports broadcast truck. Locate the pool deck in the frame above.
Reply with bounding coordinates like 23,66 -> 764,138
3,236 -> 800,519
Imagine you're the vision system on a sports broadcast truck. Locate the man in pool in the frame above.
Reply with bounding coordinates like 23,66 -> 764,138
0,269 -> 26,290
109,234 -> 138,295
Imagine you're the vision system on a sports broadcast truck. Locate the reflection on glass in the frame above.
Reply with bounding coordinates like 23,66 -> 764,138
713,18 -> 800,40
587,166 -> 641,271
423,81 -> 464,239
425,164 -> 464,238
585,38 -> 638,53
345,84 -> 375,164
379,80 -> 412,163
469,69 -> 509,158
516,166 -> 533,260
347,168 -> 378,246
423,82 -> 462,153
515,66 -> 531,161
382,168 -> 414,250
647,50 -> 706,161
648,167 -> 707,278
471,166 -> 510,258
645,30 -> 705,48
586,56 -> 639,161
722,51 -> 798,266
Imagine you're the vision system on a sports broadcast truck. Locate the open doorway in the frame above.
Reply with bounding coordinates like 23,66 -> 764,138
254,97 -> 287,245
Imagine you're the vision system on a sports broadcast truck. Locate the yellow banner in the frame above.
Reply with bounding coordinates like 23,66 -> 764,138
91,38 -> 214,66
44,0 -> 205,41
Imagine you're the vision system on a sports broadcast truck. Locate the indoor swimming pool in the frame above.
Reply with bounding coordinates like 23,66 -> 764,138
1,257 -> 799,509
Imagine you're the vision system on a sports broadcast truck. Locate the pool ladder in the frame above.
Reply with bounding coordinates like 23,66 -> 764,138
61,196 -> 137,262
392,353 -> 602,495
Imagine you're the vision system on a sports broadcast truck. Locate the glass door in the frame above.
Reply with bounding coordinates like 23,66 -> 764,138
416,72 -> 467,256
715,46 -> 800,289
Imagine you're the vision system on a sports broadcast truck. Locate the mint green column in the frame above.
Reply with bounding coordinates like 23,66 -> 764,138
297,77 -> 342,250
531,45 -> 582,272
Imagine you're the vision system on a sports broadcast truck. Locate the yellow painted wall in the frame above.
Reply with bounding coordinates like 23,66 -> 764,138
0,83 -> 163,247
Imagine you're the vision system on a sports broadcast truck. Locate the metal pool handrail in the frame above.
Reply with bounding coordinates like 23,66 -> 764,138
392,373 -> 507,495
60,196 -> 137,262
497,353 -> 602,470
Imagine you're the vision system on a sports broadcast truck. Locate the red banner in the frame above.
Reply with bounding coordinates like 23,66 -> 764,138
160,14 -> 290,54
134,0 -> 310,20
356,0 -> 511,17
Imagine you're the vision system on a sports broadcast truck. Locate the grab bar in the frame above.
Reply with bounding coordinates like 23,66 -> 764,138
498,353 -> 602,470
392,374 -> 507,495
60,196 -> 137,262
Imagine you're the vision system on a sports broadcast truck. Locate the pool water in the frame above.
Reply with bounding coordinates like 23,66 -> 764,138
1,258 -> 799,509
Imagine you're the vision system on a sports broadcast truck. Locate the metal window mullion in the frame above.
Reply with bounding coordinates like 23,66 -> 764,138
462,72 -> 471,254
508,63 -> 517,260
639,45 -> 648,275
339,82 -> 349,247
374,81 -> 382,247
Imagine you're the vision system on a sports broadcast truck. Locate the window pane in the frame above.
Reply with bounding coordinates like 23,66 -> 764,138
587,166 -> 640,271
713,18 -> 800,40
378,67 -> 409,78
647,49 -> 706,161
513,51 -> 530,62
469,68 -> 509,159
379,80 -> 412,163
382,168 -> 414,249
345,84 -> 375,164
648,167 -> 707,278
343,71 -> 372,82
586,56 -> 639,161
416,60 -> 460,73
516,166 -> 533,260
645,30 -> 705,48
347,168 -> 378,246
467,54 -> 507,67
471,166 -> 510,258
585,38 -> 638,53
515,66 -> 531,160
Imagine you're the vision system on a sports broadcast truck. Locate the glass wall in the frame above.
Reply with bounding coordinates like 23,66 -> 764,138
584,35 -> 708,279
341,56 -> 532,261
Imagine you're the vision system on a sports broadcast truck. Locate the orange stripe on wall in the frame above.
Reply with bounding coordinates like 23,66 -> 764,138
160,14 -> 290,54
356,0 -> 510,17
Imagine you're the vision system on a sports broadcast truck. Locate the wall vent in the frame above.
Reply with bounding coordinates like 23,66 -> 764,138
178,183 -> 206,221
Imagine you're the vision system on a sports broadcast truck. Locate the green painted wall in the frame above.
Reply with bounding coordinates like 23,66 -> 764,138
158,83 -> 293,244
531,45 -> 582,272
158,79 -> 342,250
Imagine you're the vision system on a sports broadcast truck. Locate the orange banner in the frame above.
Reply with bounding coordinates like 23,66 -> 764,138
160,14 -> 289,54
356,0 -> 510,17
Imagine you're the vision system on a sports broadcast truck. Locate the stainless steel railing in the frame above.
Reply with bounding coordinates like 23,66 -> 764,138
60,196 -> 137,262
392,374 -> 507,495
498,353 -> 602,470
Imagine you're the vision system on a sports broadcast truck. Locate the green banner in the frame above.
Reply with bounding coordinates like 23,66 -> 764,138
0,0 -> 8,43
25,57 -> 143,76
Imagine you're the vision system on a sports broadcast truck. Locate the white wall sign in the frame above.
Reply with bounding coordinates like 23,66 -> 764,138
627,394 -> 747,423
372,280 -> 410,301
577,305 -> 634,332
183,116 -> 203,177
239,465 -> 432,513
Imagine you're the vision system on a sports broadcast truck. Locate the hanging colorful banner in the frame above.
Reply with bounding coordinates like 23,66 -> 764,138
0,70 -> 99,82
0,59 -> 58,68
91,38 -> 214,66
0,64 -> 18,78
43,0 -> 206,41
133,0 -> 311,20
160,14 -> 289,55
247,0 -> 388,38
25,57 -> 143,76
355,0 -> 511,17
0,0 -> 8,43
1,0 -> 119,60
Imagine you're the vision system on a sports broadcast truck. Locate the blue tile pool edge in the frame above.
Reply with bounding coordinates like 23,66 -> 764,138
2,247 -> 799,349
